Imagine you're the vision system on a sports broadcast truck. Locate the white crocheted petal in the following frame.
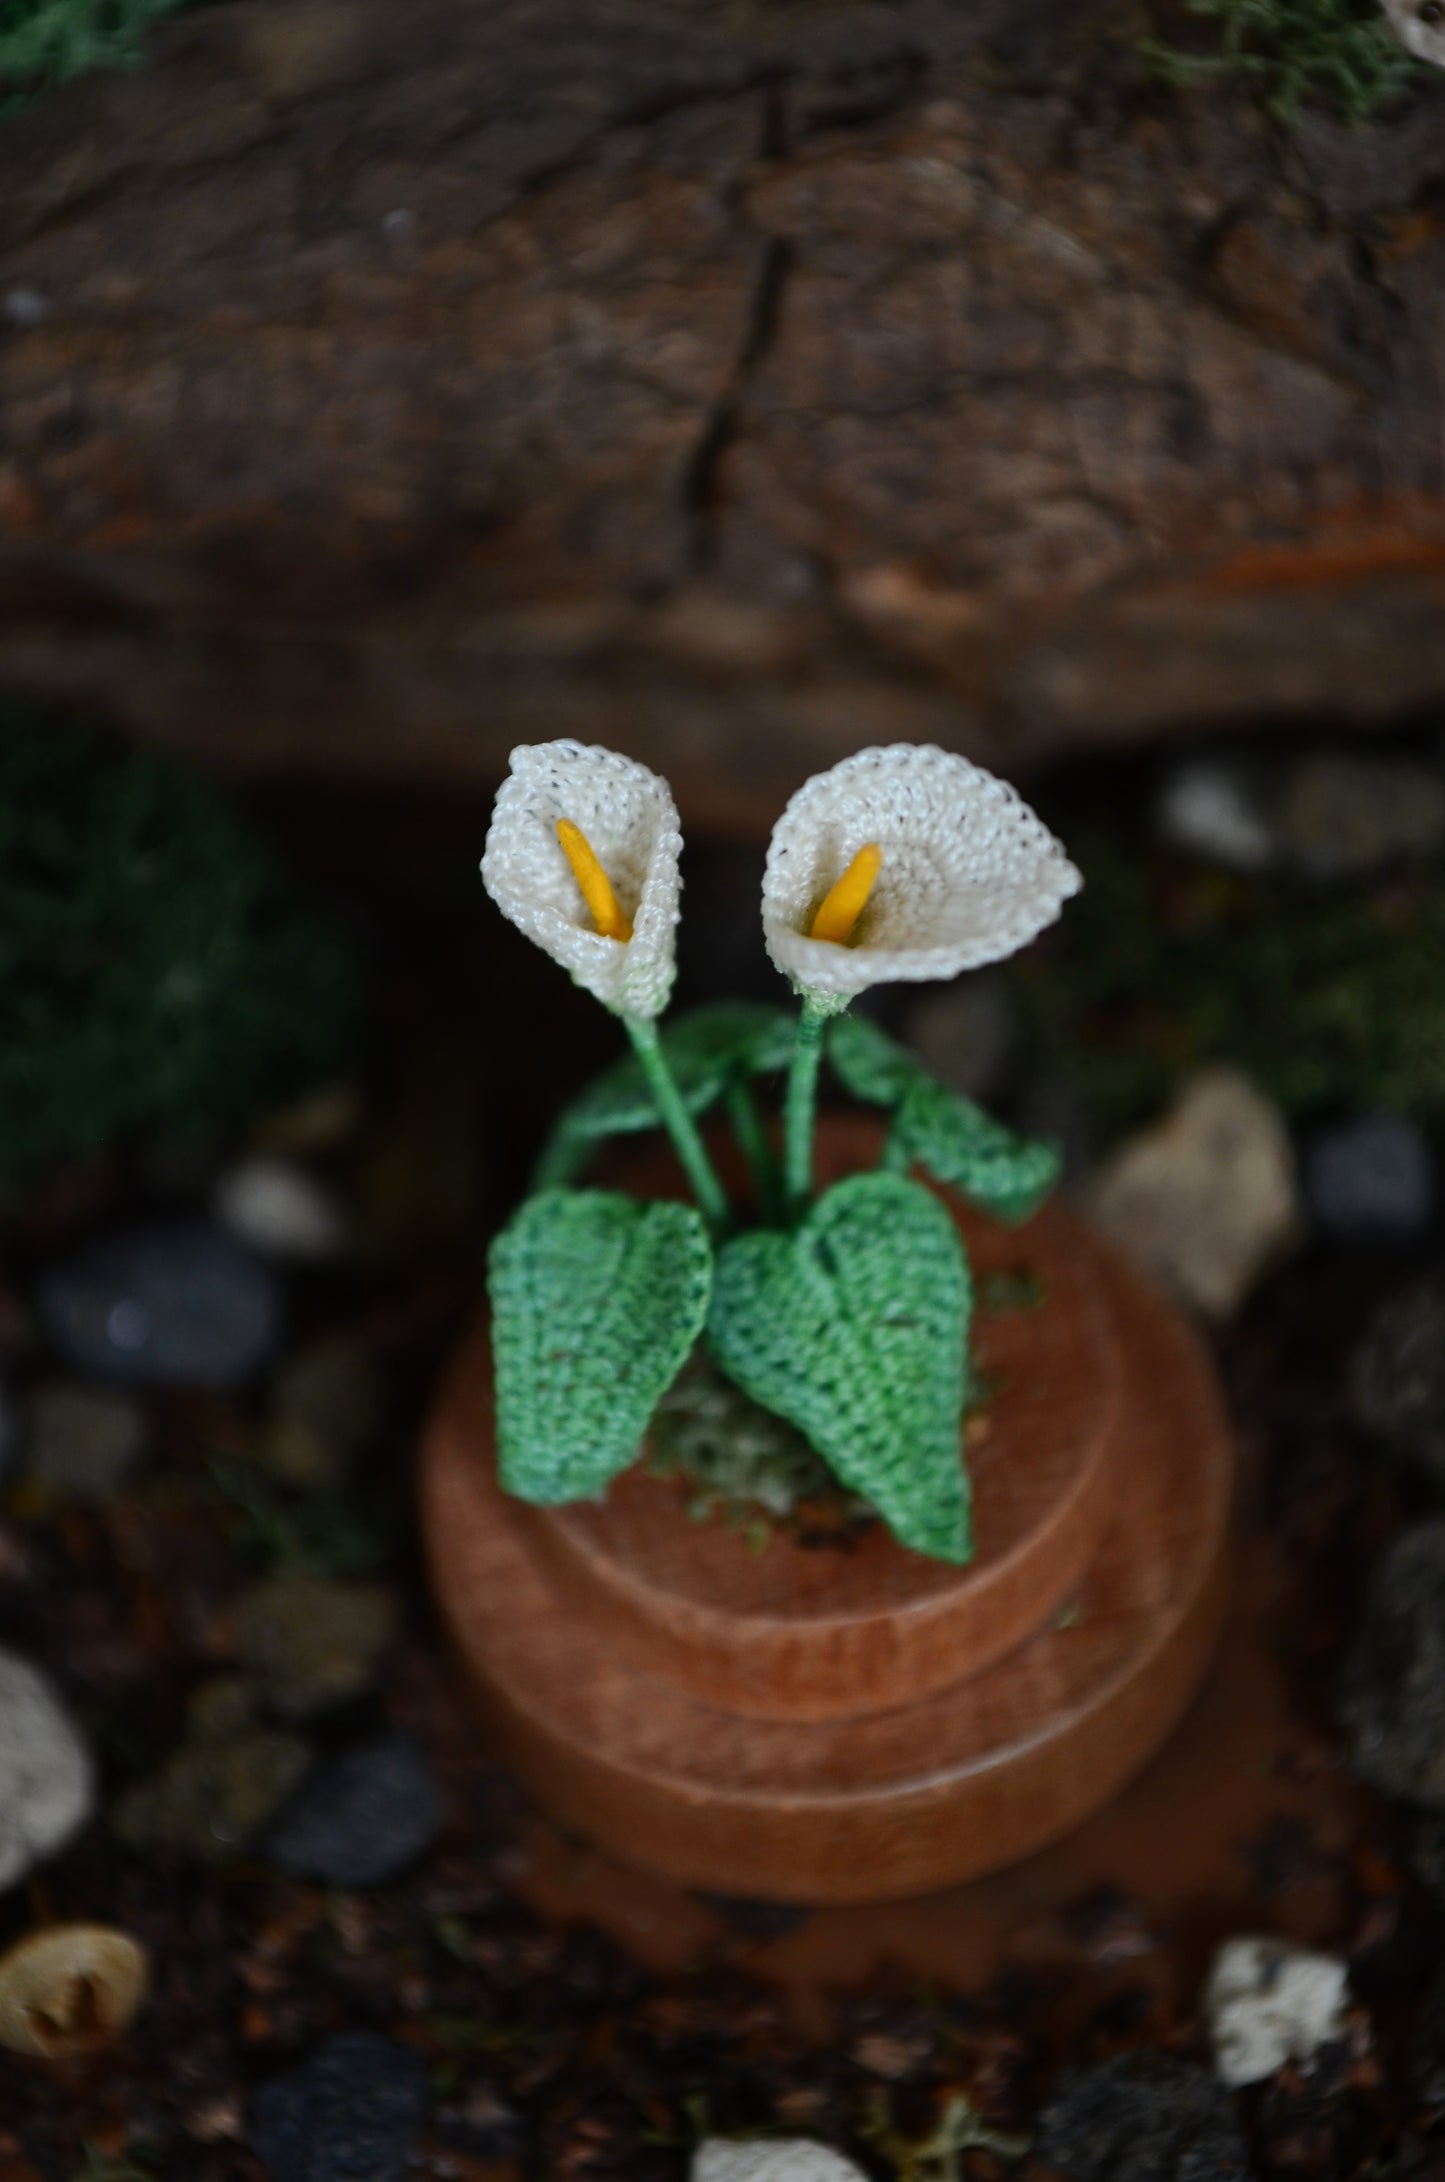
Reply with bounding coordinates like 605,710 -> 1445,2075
481,741 -> 682,1018
762,745 -> 1081,999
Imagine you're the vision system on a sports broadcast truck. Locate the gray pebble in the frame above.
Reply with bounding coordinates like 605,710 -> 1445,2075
250,2032 -> 427,2182
1341,1522 -> 1445,1806
38,1220 -> 283,1388
1351,1279 -> 1445,1484
267,1732 -> 442,1888
1304,1114 -> 1436,1243
1034,2051 -> 1249,2182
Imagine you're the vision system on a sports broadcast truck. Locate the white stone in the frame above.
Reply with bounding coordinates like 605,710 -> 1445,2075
1088,1068 -> 1298,1319
1157,761 -> 1275,872
1206,1936 -> 1349,2089
215,1157 -> 345,1262
0,1651 -> 93,1890
693,2144 -> 867,2182
1380,0 -> 1445,67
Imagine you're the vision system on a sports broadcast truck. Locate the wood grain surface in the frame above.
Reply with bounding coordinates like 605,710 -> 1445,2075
523,1194 -> 1122,1721
422,1161 -> 1233,1900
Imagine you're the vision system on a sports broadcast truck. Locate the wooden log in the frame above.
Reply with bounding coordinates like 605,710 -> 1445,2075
2,0 -> 1444,817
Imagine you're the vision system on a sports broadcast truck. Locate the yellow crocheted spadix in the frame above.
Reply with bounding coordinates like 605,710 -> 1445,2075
557,818 -> 633,943
809,843 -> 881,946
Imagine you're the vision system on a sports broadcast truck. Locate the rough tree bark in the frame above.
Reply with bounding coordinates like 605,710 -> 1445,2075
1,0 -> 1445,821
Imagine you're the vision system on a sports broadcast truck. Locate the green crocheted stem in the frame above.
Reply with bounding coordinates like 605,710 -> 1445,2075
878,1129 -> 911,1174
625,1015 -> 730,1228
783,995 -> 831,1213
725,1077 -> 781,1218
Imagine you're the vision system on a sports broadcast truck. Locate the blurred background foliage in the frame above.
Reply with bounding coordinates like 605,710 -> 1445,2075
1140,0 -> 1424,121
0,0 -> 185,105
0,715 -> 361,1187
1016,822 -> 1445,1136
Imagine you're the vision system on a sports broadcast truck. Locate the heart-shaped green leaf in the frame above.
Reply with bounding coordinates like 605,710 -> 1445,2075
827,1011 -> 927,1107
534,1003 -> 797,1187
706,1172 -> 972,1562
890,1078 -> 1060,1224
489,1189 -> 712,1502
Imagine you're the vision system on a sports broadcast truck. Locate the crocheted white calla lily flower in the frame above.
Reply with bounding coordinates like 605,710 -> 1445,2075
482,741 -> 682,1019
762,744 -> 1081,1005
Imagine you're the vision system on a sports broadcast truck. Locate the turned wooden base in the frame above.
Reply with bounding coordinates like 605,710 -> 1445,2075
422,1151 -> 1233,1903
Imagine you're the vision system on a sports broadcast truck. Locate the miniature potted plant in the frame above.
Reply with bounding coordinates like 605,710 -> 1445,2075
423,739 -> 1234,1902
478,739 -> 1079,1564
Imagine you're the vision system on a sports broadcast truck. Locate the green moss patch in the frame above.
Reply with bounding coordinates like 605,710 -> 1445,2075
1015,825 -> 1445,1134
0,715 -> 362,1186
0,0 -> 186,104
1142,0 -> 1424,122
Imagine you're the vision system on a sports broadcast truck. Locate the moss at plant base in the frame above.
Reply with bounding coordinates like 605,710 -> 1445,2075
1015,828 -> 1445,1137
0,716 -> 361,1187
647,1351 -> 842,1531
0,0 -> 186,106
1141,0 -> 1424,123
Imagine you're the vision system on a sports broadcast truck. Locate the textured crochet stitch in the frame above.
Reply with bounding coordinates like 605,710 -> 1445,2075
481,740 -> 682,1020
762,744 -> 1081,1003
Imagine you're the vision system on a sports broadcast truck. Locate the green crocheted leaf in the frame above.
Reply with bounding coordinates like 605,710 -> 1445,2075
706,1173 -> 972,1563
827,1012 -> 927,1107
489,1189 -> 712,1503
535,1003 -> 797,1187
890,1079 -> 1061,1224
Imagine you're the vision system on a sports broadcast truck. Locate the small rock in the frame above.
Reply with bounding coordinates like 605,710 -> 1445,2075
1156,758 -> 1276,872
1205,1936 -> 1349,2088
235,1576 -> 397,1722
215,1158 -> 346,1263
1351,1280 -> 1445,1484
0,1650 -> 93,1890
434,2084 -> 527,2161
1409,1964 -> 1445,2106
0,1924 -> 148,2058
1380,0 -> 1445,66
24,1383 -> 147,1502
264,1337 -> 383,1491
38,1221 -> 282,1388
1033,2052 -> 1249,2182
115,1678 -> 310,1862
904,974 -> 1018,1103
1278,754 -> 1445,881
267,1732 -> 441,1888
1342,1523 -> 1445,1806
3,289 -> 47,328
249,2032 -> 427,2182
1088,1068 -> 1298,1318
1304,1115 -> 1437,1243
693,2145 -> 868,2182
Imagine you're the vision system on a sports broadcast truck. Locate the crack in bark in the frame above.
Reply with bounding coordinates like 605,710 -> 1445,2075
677,86 -> 794,572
